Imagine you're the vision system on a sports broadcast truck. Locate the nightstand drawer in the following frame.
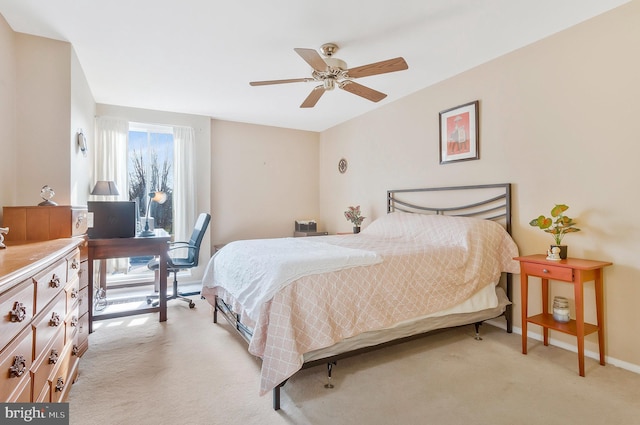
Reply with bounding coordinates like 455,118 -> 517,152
521,262 -> 573,281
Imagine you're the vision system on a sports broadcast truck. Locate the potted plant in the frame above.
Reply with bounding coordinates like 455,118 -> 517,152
529,204 -> 580,259
344,205 -> 365,233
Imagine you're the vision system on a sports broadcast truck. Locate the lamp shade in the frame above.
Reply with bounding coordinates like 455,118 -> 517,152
91,181 -> 120,196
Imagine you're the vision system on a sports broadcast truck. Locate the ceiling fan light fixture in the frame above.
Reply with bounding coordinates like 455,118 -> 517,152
324,57 -> 347,70
323,79 -> 336,91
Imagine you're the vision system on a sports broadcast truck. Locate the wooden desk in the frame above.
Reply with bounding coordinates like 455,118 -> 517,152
515,254 -> 612,376
87,230 -> 170,332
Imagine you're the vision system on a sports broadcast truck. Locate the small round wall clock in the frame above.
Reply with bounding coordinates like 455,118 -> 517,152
338,158 -> 348,174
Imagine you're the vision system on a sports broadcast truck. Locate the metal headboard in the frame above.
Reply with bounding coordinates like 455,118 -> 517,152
387,183 -> 513,334
387,183 -> 512,235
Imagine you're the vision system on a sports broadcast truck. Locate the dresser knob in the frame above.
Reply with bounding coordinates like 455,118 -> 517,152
542,269 -> 549,273
55,377 -> 65,392
49,274 -> 61,288
48,349 -> 59,364
49,312 -> 61,327
9,355 -> 27,377
10,302 -> 27,322
71,259 -> 80,270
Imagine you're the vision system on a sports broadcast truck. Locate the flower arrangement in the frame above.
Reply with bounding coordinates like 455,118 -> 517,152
529,204 -> 580,246
344,205 -> 366,227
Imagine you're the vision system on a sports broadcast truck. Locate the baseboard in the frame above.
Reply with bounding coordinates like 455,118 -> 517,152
485,318 -> 640,375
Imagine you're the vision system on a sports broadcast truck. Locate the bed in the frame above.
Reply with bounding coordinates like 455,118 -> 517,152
200,183 -> 520,410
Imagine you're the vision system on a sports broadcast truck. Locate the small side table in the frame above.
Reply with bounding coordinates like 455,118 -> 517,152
515,254 -> 612,376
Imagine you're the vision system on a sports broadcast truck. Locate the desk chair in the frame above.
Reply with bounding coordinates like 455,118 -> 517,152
146,213 -> 211,308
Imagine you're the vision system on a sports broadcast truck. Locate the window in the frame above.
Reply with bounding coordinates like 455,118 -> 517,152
128,123 -> 174,234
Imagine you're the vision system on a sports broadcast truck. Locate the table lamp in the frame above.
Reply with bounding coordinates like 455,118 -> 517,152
90,181 -> 120,198
139,191 -> 167,237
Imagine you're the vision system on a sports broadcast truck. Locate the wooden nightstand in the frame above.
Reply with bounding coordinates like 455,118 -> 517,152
515,254 -> 612,376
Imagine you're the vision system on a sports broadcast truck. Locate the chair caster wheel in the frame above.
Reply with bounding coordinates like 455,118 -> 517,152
189,301 -> 196,309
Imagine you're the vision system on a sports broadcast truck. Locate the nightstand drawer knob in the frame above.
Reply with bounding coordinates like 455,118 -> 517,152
542,269 -> 549,273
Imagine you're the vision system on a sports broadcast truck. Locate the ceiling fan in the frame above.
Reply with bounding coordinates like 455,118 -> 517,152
249,43 -> 408,108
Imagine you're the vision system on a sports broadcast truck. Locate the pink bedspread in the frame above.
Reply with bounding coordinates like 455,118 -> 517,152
202,213 -> 520,395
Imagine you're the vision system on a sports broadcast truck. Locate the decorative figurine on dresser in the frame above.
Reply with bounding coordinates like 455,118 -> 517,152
0,226 -> 8,248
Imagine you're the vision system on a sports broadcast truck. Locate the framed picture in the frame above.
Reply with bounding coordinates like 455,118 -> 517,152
439,100 -> 479,164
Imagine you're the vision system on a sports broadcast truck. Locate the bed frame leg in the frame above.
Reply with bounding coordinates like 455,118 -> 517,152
273,383 -> 283,410
324,361 -> 337,389
474,322 -> 483,340
505,303 -> 513,333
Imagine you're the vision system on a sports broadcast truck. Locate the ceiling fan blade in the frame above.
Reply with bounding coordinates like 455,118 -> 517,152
250,78 -> 312,86
341,81 -> 387,102
347,57 -> 408,79
294,48 -> 328,72
300,86 -> 325,108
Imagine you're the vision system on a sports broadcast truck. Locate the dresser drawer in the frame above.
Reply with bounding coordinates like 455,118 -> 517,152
75,312 -> 89,357
71,208 -> 89,237
33,291 -> 66,362
7,374 -> 31,402
34,258 -> 67,314
77,285 -> 89,317
0,279 -> 34,350
48,343 -> 78,403
521,262 -> 574,282
31,326 -> 65,399
2,206 -> 88,242
66,249 -> 81,283
65,305 -> 80,344
65,275 -> 80,314
0,327 -> 33,401
78,258 -> 88,291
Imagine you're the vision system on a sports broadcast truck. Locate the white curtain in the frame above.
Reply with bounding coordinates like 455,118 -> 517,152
173,126 -> 196,243
94,117 -> 129,201
94,117 -> 129,273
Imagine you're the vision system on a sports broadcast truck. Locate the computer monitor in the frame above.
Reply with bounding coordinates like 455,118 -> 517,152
87,201 -> 137,239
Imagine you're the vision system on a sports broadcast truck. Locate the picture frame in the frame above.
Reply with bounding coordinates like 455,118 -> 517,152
439,100 -> 479,164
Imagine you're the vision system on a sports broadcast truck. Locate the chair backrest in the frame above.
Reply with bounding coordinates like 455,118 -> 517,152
186,213 -> 211,266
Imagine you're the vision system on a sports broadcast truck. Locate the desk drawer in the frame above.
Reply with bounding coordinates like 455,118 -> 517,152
522,262 -> 573,282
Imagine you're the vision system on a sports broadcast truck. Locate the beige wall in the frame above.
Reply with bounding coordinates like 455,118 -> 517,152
211,119 -> 320,245
15,34 -> 72,205
0,14 -> 16,208
0,18 -> 94,212
319,1 -> 640,370
70,47 -> 96,206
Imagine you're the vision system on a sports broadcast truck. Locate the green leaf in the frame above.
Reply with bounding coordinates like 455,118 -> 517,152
530,216 -> 552,229
563,227 -> 581,233
551,204 -> 569,217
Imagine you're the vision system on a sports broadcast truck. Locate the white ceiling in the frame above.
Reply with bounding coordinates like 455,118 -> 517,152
0,0 -> 630,132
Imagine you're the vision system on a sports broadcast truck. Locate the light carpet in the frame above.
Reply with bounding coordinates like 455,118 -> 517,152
68,297 -> 640,425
